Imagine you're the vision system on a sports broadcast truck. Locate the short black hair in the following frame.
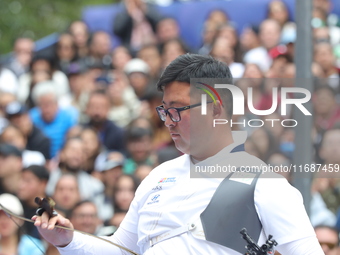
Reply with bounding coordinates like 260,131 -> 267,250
156,53 -> 234,118
23,165 -> 50,181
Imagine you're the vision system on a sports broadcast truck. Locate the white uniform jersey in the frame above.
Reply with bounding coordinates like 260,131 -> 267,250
58,132 -> 323,255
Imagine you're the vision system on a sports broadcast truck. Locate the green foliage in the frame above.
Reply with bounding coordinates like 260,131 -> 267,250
0,0 -> 118,54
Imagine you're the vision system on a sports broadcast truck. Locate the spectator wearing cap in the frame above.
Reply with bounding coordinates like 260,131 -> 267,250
29,81 -> 77,158
97,151 -> 125,220
84,90 -> 125,154
6,101 -> 51,161
0,143 -> 23,194
0,193 -> 45,255
0,124 -> 46,168
17,165 -> 49,239
124,58 -> 152,99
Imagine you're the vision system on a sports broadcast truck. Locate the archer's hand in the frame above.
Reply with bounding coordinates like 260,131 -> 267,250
33,212 -> 74,247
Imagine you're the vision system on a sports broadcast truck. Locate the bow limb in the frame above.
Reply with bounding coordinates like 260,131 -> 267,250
0,203 -> 140,255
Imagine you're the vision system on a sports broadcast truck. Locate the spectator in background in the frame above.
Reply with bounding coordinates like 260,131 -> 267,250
111,46 -> 132,72
124,126 -> 155,175
5,101 -> 51,161
97,152 -> 125,220
137,44 -> 162,83
316,128 -> 340,214
134,164 -> 152,181
69,200 -> 103,235
216,23 -> 243,63
5,37 -> 35,77
314,225 -> 339,255
54,33 -> 78,74
107,70 -> 141,128
0,193 -> 45,255
124,58 -> 152,99
206,9 -> 229,28
314,42 -> 339,90
68,20 -> 90,58
156,17 -> 180,45
84,90 -> 125,154
17,165 -> 50,239
17,55 -> 69,106
241,25 -> 272,72
161,38 -> 188,69
259,19 -> 282,60
0,125 -> 46,167
210,37 -> 244,78
86,31 -> 112,69
0,143 -> 23,194
109,174 -> 140,229
52,174 -> 81,214
80,127 -> 106,174
0,62 -> 19,95
113,0 -> 160,54
267,0 -> 295,41
29,81 -> 77,158
46,138 -> 107,220
313,86 -> 340,135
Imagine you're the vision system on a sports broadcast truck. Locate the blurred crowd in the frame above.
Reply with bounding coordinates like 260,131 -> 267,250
1,0 -> 340,254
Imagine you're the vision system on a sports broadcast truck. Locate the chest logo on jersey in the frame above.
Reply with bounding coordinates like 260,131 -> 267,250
158,177 -> 176,184
152,185 -> 162,191
147,194 -> 161,205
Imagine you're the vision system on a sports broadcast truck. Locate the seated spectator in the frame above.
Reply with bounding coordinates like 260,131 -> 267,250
313,86 -> 340,134
85,31 -> 112,69
29,81 -> 77,158
0,193 -> 45,255
52,174 -> 81,214
54,33 -> 78,74
17,55 -> 69,106
210,37 -> 244,78
156,17 -> 180,45
113,0 -> 160,54
5,101 -> 51,160
107,70 -> 141,128
134,164 -> 153,181
80,127 -> 107,174
241,25 -> 272,72
137,44 -> 162,83
111,46 -> 132,72
161,38 -> 188,69
69,200 -> 103,235
108,174 -> 140,229
0,64 -> 18,95
5,37 -> 35,78
17,165 -> 49,239
314,225 -> 339,255
0,125 -> 45,167
46,138 -> 107,220
0,143 -> 23,194
124,58 -> 152,99
314,42 -> 339,90
68,20 -> 90,58
84,90 -> 125,154
124,126 -> 156,175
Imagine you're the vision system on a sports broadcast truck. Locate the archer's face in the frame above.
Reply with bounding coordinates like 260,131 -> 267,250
162,82 -> 211,157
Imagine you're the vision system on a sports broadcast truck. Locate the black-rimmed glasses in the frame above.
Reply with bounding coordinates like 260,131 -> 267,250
156,102 -> 212,122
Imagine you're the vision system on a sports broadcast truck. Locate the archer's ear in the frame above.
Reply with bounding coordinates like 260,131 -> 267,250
212,100 -> 223,117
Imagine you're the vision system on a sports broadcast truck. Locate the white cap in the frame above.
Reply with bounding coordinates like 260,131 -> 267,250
124,58 -> 150,75
0,193 -> 24,215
